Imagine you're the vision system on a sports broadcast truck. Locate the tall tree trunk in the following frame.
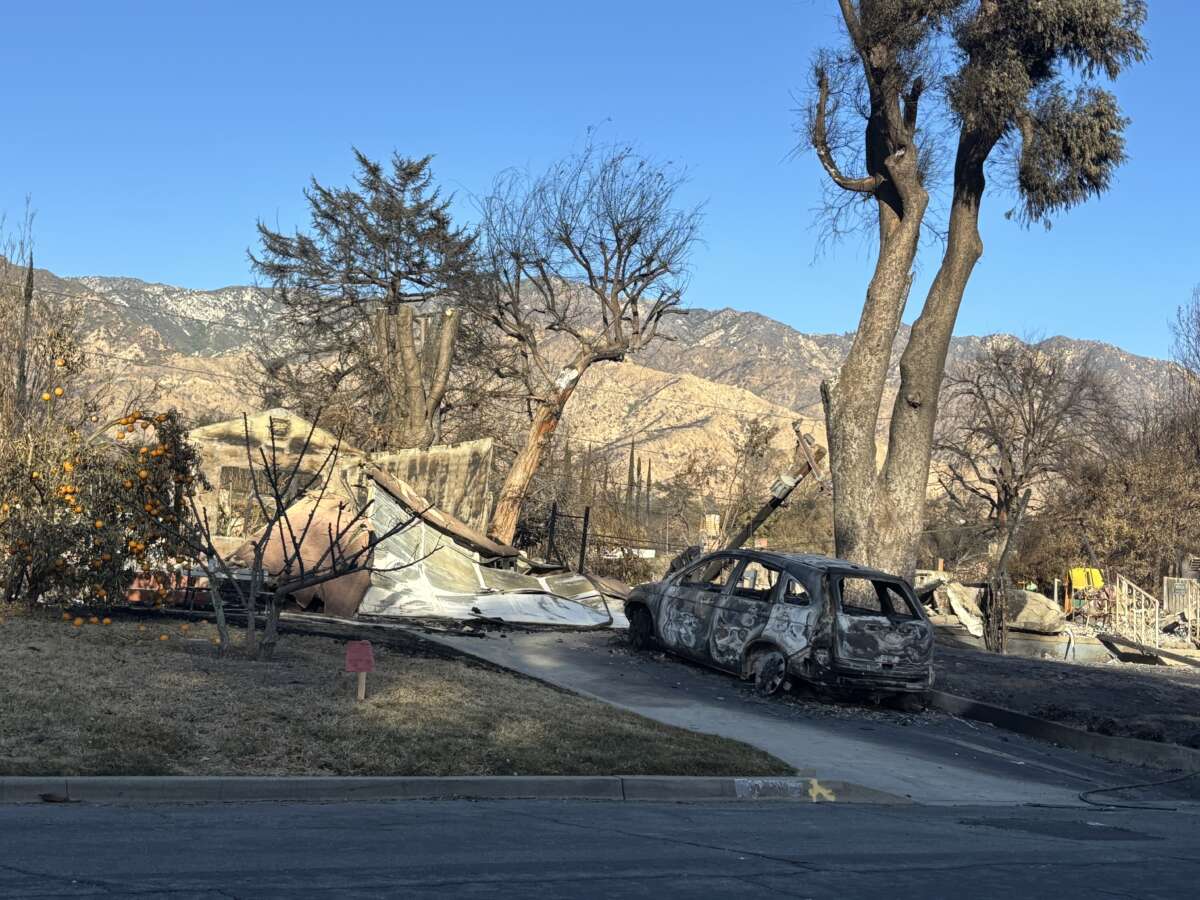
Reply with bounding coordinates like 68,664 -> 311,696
824,105 -> 999,582
489,354 -> 590,545
372,305 -> 459,450
822,126 -> 928,575
870,132 -> 995,579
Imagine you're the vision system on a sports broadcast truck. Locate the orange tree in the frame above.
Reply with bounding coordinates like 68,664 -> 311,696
0,393 -> 204,608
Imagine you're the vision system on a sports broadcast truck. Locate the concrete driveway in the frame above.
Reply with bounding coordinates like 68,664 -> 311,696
423,629 -> 1200,805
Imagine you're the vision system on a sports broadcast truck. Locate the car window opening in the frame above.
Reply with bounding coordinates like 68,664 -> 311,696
733,561 -> 781,602
680,556 -> 737,590
837,576 -> 918,619
784,578 -> 811,606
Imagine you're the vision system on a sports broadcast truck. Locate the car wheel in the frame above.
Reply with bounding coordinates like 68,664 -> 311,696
752,648 -> 787,696
627,606 -> 655,651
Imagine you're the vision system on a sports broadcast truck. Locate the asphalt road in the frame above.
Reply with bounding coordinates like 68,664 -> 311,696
3,798 -> 1198,898
424,630 -> 1200,805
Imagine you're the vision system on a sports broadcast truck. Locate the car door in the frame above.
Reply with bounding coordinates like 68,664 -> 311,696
709,558 -> 782,671
760,573 -> 815,661
658,554 -> 739,661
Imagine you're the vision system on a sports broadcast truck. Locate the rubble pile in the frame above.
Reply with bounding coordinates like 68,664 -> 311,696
916,573 -> 1064,638
914,569 -> 1200,659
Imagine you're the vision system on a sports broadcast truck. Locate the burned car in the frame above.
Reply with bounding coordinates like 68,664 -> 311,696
625,551 -> 933,698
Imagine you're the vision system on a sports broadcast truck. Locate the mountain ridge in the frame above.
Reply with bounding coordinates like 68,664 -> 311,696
5,268 -> 1172,478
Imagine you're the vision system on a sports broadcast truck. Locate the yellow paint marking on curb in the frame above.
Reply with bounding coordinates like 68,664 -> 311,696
808,779 -> 837,802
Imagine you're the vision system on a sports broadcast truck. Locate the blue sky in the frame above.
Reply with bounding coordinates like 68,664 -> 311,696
2,1 -> 1195,359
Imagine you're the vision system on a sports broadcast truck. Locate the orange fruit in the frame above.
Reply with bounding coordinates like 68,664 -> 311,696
41,392 -> 51,402
88,615 -> 99,624
72,617 -> 83,627
53,387 -> 64,397
54,357 -> 66,367
138,470 -> 149,480
102,617 -> 112,625
94,520 -> 104,529
159,634 -> 168,641
62,611 -> 71,621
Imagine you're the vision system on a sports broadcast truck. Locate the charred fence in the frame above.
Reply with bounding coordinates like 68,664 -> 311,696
540,501 -> 690,582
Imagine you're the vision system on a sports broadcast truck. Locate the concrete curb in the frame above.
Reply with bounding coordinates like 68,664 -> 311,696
929,691 -> 1200,772
0,775 -> 908,806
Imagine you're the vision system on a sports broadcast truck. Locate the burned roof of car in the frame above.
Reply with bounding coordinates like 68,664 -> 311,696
719,550 -> 902,582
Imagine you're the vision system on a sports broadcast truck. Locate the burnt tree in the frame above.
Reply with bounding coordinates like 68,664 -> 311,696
251,151 -> 475,451
935,339 -> 1114,531
475,145 -> 702,545
805,0 -> 1146,579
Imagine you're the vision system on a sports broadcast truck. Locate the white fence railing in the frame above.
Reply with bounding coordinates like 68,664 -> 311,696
1112,573 -> 1161,648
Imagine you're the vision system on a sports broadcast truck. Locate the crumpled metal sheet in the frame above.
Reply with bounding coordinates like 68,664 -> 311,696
358,486 -> 613,628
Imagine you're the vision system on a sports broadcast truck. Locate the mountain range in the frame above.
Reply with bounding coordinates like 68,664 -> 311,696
18,269 -> 1174,480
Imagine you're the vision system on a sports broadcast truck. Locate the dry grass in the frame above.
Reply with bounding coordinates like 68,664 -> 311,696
0,609 -> 792,777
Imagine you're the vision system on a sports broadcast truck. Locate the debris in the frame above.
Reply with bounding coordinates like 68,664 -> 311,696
944,583 -> 984,638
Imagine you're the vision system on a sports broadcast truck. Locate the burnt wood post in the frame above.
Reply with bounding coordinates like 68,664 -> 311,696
578,506 -> 591,573
723,436 -> 827,552
545,501 -> 558,563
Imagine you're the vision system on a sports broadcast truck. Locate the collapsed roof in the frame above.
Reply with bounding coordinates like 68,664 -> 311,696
236,464 -> 623,629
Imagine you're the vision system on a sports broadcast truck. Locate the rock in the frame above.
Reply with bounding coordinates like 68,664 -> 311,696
944,583 -> 984,638
1005,588 -> 1066,635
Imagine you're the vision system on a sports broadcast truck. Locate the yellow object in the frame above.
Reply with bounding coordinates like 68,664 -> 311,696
1068,567 -> 1105,591
159,634 -> 169,641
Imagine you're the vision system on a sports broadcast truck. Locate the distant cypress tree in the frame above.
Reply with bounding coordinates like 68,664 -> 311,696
14,254 -> 33,416
561,438 -> 573,504
626,440 -> 636,514
580,443 -> 593,504
645,458 -> 653,525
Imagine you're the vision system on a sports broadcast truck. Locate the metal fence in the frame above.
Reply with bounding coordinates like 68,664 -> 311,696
539,502 -> 693,582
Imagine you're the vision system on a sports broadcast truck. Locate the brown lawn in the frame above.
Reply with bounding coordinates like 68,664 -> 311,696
0,608 -> 792,777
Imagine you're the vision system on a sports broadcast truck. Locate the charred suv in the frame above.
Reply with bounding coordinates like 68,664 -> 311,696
625,551 -> 933,699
